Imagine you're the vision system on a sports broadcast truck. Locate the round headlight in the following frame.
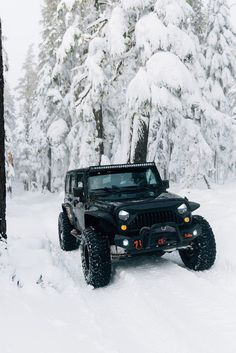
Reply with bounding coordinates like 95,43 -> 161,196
177,203 -> 188,214
118,210 -> 130,221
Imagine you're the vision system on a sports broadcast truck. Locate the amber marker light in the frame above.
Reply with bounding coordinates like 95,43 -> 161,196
184,217 -> 190,223
121,225 -> 127,231
184,233 -> 192,239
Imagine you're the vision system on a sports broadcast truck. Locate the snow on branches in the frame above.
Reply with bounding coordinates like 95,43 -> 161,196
16,0 -> 236,189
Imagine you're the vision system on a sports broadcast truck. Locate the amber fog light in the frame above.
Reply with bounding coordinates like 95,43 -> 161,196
121,225 -> 127,231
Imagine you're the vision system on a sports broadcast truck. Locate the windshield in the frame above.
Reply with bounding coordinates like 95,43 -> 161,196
88,167 -> 161,199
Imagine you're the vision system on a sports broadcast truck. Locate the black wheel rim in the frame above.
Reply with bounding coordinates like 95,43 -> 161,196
185,241 -> 199,258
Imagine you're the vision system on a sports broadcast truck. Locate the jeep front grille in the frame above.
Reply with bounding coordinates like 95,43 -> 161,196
130,210 -> 182,229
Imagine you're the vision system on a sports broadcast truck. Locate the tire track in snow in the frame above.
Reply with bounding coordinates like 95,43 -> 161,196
46,232 -> 236,353
45,236 -> 84,287
110,255 -> 236,353
44,237 -> 128,353
5,184 -> 236,353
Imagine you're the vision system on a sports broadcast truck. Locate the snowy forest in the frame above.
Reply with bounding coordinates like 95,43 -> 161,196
3,0 -> 236,191
2,2 -> 236,352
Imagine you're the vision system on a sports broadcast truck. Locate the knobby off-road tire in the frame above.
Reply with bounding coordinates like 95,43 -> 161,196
81,227 -> 111,288
179,215 -> 216,271
58,212 -> 79,251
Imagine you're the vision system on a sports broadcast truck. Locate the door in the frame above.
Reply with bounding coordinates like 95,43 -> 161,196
63,173 -> 76,226
71,173 -> 85,232
65,173 -> 73,203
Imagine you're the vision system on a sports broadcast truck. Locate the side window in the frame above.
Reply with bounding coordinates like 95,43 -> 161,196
77,174 -> 84,188
71,174 -> 77,193
146,169 -> 157,185
65,173 -> 84,194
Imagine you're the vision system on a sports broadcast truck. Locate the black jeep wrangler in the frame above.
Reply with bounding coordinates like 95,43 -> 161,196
58,163 -> 216,288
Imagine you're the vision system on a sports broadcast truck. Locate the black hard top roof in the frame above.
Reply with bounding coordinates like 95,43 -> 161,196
67,162 -> 156,175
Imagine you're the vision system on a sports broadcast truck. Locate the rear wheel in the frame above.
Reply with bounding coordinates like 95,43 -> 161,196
81,227 -> 111,288
179,215 -> 216,271
58,212 -> 79,251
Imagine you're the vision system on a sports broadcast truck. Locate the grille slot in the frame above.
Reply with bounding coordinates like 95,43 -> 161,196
131,210 -> 181,229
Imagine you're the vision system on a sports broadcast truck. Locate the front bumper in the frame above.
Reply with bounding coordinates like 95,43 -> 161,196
113,222 -> 201,255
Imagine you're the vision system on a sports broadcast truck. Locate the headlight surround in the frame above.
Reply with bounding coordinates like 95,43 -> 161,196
177,203 -> 188,214
118,210 -> 130,221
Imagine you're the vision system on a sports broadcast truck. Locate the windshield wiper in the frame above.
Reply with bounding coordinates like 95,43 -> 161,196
121,185 -> 158,192
90,185 -> 159,195
90,187 -> 121,194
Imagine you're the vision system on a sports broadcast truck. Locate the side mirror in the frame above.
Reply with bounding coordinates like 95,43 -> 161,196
73,187 -> 83,198
162,180 -> 169,189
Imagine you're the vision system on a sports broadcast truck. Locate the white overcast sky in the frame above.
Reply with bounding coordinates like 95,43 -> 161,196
0,0 -> 236,89
0,0 -> 42,88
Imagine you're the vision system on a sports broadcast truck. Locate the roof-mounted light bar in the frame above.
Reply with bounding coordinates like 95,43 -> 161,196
89,162 -> 155,171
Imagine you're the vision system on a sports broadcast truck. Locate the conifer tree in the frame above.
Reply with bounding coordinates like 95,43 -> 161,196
205,0 -> 236,113
16,44 -> 37,141
34,0 -> 66,191
5,83 -> 15,194
187,0 -> 206,42
229,84 -> 236,123
121,0 -> 235,184
54,0 -> 111,171
32,0 -> 236,186
15,44 -> 37,190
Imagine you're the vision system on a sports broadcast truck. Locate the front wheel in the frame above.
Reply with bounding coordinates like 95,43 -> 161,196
179,215 -> 216,271
58,212 -> 79,251
81,227 -> 111,288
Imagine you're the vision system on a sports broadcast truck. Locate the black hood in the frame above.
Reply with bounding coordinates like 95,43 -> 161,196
93,192 -> 185,211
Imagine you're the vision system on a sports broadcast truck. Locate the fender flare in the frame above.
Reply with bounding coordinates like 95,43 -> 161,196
188,201 -> 200,212
62,203 -> 75,226
85,211 -> 116,236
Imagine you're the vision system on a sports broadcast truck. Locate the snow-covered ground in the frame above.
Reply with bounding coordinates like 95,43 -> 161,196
1,182 -> 236,353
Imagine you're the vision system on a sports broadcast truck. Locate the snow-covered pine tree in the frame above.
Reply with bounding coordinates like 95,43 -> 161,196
15,44 -> 37,190
229,84 -> 236,123
120,0 -> 235,184
187,0 -> 206,43
54,0 -> 116,170
102,2 -> 141,165
16,45 -> 37,142
121,0 -> 205,181
205,0 -> 236,114
34,0 -> 66,191
41,0 -> 105,187
49,0 -> 86,184
1,35 -> 16,195
32,0 -> 236,187
4,83 -> 16,194
69,0 -> 151,167
66,0 -> 110,169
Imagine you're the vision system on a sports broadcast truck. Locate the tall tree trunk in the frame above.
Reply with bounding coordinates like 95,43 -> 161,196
46,140 -> 52,192
0,20 -> 7,240
93,105 -> 104,163
131,113 -> 150,164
